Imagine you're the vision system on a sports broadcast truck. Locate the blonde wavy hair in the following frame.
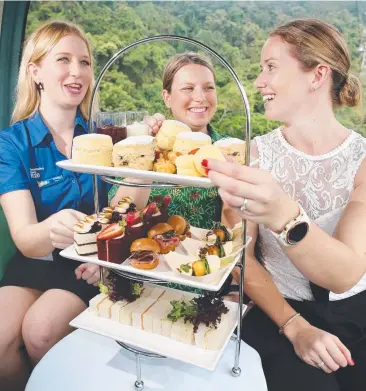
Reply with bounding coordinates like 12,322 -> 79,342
12,20 -> 96,124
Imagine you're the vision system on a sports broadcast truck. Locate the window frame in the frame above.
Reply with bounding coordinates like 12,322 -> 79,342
0,0 -> 29,130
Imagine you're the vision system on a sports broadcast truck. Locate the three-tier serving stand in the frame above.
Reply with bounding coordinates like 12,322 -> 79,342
83,35 -> 251,391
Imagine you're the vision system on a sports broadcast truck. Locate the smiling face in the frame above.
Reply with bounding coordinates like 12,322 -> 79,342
163,64 -> 217,132
255,35 -> 314,123
29,35 -> 92,111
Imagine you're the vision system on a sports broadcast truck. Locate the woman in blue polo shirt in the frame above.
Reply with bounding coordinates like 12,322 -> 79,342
0,21 -> 105,390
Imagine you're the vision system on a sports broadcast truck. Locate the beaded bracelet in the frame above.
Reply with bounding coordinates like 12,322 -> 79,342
279,313 -> 301,335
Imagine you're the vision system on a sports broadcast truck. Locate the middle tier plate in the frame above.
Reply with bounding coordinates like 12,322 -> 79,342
60,237 -> 251,291
57,159 -> 215,188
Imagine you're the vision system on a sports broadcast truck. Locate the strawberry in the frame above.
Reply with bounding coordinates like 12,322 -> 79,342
142,202 -> 158,218
162,194 -> 172,208
97,223 -> 124,240
126,211 -> 142,227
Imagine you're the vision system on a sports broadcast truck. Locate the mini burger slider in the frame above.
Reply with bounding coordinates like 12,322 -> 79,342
167,215 -> 191,241
148,223 -> 180,254
129,238 -> 160,270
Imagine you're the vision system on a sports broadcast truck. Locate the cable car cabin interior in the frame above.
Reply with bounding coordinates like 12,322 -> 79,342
0,1 -> 29,279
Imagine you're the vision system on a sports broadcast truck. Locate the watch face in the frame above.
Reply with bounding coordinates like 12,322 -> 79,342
287,222 -> 309,245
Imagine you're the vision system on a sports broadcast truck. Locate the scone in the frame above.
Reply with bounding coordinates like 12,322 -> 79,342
155,120 -> 191,150
193,145 -> 226,176
175,154 -> 202,177
72,134 -> 113,166
173,132 -> 212,155
214,138 -> 246,164
113,136 -> 155,170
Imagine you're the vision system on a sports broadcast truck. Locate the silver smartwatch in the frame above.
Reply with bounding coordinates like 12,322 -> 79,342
269,204 -> 310,246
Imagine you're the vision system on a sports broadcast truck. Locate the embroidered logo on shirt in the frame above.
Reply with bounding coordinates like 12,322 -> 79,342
30,167 -> 44,179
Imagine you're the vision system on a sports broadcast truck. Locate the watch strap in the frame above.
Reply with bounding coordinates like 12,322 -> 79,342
269,204 -> 310,246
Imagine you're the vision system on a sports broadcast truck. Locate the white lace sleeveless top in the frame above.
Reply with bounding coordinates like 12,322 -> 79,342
255,128 -> 366,301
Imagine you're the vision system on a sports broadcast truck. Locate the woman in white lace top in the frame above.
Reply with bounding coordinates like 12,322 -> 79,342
205,19 -> 366,391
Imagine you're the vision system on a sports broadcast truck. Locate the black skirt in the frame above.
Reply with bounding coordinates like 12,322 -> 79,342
0,249 -> 98,305
241,290 -> 366,391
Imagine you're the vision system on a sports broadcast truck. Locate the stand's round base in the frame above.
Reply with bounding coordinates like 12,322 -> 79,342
231,367 -> 242,377
134,380 -> 144,390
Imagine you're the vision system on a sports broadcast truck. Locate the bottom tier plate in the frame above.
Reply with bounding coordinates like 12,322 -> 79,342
70,298 -> 243,371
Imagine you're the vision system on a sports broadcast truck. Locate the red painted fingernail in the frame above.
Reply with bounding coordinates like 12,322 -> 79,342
205,168 -> 210,175
201,159 -> 208,167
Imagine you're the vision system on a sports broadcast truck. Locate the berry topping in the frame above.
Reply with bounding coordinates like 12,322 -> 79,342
126,203 -> 137,213
162,194 -> 172,208
126,211 -> 141,227
142,202 -> 158,219
110,211 -> 122,223
89,221 -> 102,234
97,223 -> 124,240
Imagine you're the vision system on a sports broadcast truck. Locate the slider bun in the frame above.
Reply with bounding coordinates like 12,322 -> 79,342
129,251 -> 159,270
155,120 -> 191,150
193,145 -> 226,176
167,215 -> 187,235
130,238 -> 160,253
147,223 -> 174,239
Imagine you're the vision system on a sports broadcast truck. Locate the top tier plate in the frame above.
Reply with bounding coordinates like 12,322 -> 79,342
57,160 -> 215,188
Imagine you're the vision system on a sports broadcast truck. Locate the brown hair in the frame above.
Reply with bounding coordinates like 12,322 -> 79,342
270,19 -> 362,108
12,20 -> 96,123
162,52 -> 216,92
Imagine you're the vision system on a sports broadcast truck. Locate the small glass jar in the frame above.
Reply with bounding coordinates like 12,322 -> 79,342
96,111 -> 127,144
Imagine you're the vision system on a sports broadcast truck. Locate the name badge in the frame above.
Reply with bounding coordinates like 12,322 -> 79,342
37,175 -> 63,188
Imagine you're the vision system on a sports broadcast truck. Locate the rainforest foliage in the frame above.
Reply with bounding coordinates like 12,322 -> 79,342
27,1 -> 366,137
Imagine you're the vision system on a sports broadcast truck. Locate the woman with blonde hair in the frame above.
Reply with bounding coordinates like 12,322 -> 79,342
205,19 -> 366,391
0,20 -> 105,390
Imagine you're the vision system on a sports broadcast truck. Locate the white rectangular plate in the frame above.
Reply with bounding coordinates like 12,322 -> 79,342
57,159 -> 215,188
60,237 -> 251,292
70,294 -> 243,371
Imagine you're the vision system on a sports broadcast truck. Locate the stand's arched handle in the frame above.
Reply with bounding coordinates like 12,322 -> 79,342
88,35 -> 251,150
89,35 -> 251,209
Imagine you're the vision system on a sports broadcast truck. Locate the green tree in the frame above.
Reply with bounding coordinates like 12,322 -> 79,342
26,1 -> 366,137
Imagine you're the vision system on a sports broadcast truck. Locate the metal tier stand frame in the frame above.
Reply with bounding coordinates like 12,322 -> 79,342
88,35 -> 251,390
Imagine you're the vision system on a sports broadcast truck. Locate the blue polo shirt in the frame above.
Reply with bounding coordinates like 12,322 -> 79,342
0,111 -> 110,222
